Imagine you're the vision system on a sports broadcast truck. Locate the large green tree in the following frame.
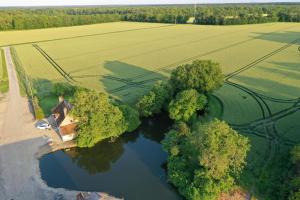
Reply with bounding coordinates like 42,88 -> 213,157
168,89 -> 207,122
71,89 -> 128,147
163,119 -> 250,200
170,60 -> 223,93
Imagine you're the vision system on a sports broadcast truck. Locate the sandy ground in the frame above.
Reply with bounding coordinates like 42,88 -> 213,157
0,47 -> 79,199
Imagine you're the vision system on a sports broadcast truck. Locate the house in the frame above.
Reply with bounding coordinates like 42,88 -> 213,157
52,96 -> 77,142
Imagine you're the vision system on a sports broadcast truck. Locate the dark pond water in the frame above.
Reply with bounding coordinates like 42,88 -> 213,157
39,114 -> 182,200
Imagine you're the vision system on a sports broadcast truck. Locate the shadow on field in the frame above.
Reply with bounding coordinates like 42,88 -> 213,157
233,66 -> 300,100
252,31 -> 300,44
101,61 -> 165,102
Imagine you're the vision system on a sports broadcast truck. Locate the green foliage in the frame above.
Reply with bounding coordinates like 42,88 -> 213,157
162,119 -> 250,200
52,82 -> 76,97
0,49 -> 9,93
291,145 -> 300,164
288,145 -> 300,200
71,89 -> 127,148
136,81 -> 173,117
170,60 -> 223,93
119,105 -> 141,132
168,89 -> 207,122
32,96 -> 45,120
0,5 -> 299,31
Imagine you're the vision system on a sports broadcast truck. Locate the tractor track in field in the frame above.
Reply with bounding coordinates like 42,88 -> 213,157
124,25 -> 299,81
223,38 -> 300,174
33,44 -> 76,83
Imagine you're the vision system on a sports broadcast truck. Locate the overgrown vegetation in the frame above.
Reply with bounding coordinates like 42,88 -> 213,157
0,49 -> 8,93
0,4 -> 300,31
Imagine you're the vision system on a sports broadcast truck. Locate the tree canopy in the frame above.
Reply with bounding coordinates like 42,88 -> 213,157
119,105 -> 141,132
70,89 -> 139,147
170,60 -> 223,93
162,119 -> 250,200
168,89 -> 207,122
0,5 -> 300,31
136,81 -> 173,117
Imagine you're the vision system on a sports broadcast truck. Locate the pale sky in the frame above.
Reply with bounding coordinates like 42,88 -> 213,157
0,0 -> 299,7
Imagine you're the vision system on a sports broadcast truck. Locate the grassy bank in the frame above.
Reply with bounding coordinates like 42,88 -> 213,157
0,49 -> 9,93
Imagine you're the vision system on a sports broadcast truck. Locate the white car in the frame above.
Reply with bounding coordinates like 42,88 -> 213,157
35,120 -> 51,130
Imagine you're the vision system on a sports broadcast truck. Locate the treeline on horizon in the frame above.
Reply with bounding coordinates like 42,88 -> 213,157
0,4 -> 300,30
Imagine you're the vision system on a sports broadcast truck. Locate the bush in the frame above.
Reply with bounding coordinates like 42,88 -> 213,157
170,60 -> 223,93
119,105 -> 141,132
136,81 -> 173,117
168,89 -> 207,122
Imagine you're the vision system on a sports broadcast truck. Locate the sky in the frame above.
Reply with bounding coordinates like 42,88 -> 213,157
0,0 -> 299,7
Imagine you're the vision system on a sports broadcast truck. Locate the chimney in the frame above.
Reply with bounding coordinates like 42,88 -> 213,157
59,96 -> 64,103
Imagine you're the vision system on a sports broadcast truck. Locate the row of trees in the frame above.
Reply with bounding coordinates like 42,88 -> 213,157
135,60 -> 250,199
0,4 -> 300,30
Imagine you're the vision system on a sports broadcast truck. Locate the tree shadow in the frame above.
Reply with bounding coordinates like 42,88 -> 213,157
252,31 -> 300,44
101,60 -> 166,103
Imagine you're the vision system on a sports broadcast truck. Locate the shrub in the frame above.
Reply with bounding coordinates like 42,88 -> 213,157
136,81 -> 173,117
168,89 -> 207,122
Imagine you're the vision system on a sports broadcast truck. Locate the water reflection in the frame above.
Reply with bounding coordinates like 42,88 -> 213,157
40,113 -> 181,200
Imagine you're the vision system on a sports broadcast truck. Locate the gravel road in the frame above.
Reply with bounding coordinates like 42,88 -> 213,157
0,47 -> 77,200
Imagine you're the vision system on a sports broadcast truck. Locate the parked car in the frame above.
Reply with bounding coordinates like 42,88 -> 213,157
35,120 -> 51,130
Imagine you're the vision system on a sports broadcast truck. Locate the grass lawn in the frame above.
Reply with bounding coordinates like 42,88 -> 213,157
2,21 -> 300,199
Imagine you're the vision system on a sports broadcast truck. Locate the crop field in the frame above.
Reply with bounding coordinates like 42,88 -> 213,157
2,21 -> 300,197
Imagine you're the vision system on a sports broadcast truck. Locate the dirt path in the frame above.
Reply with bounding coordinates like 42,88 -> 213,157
0,47 -> 77,199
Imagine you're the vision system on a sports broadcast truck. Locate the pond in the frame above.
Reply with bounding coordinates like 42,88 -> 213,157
39,114 -> 182,200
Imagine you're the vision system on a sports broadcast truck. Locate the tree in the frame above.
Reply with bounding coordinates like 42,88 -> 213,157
71,89 -> 127,147
119,105 -> 141,132
136,81 -> 173,117
168,89 -> 207,122
162,119 -> 250,200
170,60 -> 223,93
52,82 -> 76,97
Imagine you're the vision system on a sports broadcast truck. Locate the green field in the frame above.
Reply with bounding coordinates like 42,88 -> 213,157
2,21 -> 300,198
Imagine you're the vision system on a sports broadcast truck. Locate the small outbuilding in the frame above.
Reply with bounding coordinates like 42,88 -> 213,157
51,96 -> 77,142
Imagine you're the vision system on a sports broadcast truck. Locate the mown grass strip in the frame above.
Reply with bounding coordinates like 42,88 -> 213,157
0,48 -> 9,93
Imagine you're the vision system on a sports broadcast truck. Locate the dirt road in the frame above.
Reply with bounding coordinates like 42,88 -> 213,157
0,47 -> 77,199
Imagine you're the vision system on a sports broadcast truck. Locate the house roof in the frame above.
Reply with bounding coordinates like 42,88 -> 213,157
52,100 -> 73,126
60,123 -> 76,136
